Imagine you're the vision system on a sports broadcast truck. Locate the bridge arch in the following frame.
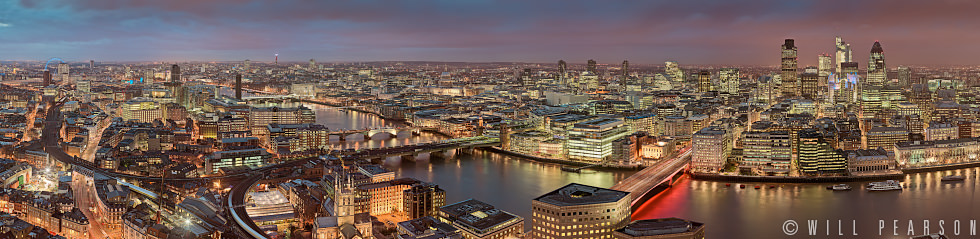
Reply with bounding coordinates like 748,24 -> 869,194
44,58 -> 65,71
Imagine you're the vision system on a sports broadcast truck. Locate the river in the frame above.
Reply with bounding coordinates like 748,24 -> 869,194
227,88 -> 980,238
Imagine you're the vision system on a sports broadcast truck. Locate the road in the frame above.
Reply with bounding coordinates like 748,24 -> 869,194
611,146 -> 691,204
40,102 -> 112,239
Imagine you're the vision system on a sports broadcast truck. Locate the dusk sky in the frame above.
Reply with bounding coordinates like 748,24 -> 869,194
3,0 -> 980,66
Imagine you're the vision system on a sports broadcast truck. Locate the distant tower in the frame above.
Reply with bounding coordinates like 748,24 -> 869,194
170,64 -> 181,83
275,54 -> 279,65
244,59 -> 251,72
817,53 -> 832,99
57,62 -> 69,82
586,59 -> 597,74
665,61 -> 683,84
697,70 -> 712,92
42,70 -> 52,87
835,36 -> 852,76
89,60 -> 95,68
309,59 -> 317,71
621,60 -> 635,92
719,68 -> 740,94
862,41 -> 886,118
235,74 -> 243,100
557,60 -> 567,83
621,60 -> 629,78
801,67 -> 820,100
521,68 -> 534,86
781,39 -> 799,98
897,66 -> 912,87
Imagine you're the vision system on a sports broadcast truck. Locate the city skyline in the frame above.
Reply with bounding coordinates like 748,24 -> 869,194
4,0 -> 980,65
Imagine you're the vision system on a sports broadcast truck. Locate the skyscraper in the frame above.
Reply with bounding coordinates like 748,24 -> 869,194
170,64 -> 181,83
697,70 -> 712,92
58,62 -> 69,82
244,59 -> 251,72
781,39 -> 799,98
817,53 -> 832,100
897,66 -> 911,87
42,70 -> 52,87
800,67 -> 820,100
89,60 -> 95,68
557,60 -> 568,84
862,41 -> 886,118
837,62 -> 860,104
235,74 -> 243,100
665,61 -> 683,84
309,59 -> 317,71
835,36 -> 852,76
621,60 -> 629,79
719,68 -> 739,94
587,59 -> 597,74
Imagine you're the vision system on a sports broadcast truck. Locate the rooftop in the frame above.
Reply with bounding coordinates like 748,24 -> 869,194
439,199 -> 521,233
617,218 -> 703,237
533,183 -> 630,207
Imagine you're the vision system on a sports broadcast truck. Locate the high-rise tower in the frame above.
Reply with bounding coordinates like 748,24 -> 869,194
834,36 -> 852,76
697,70 -> 712,92
170,64 -> 181,83
621,60 -> 629,79
665,61 -> 683,84
781,39 -> 799,98
719,68 -> 739,94
235,74 -> 243,100
861,41 -> 886,118
557,60 -> 568,84
587,59 -> 597,74
57,62 -> 69,82
309,59 -> 316,71
42,70 -> 52,87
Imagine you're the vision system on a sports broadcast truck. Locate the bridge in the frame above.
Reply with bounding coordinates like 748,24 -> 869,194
328,126 -> 423,141
337,136 -> 500,161
610,146 -> 691,211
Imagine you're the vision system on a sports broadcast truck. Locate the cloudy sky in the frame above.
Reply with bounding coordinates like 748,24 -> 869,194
2,0 -> 980,65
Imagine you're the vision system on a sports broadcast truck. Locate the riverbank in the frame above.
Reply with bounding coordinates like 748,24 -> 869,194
901,161 -> 980,173
688,172 -> 905,183
483,146 -> 642,171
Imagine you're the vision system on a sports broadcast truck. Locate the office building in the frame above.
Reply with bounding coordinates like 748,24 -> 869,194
865,126 -> 908,150
800,67 -> 820,100
781,39 -> 799,98
718,68 -> 739,94
531,183 -> 631,239
587,59 -> 597,74
404,183 -> 447,219
170,64 -> 180,83
862,41 -> 886,118
696,70 -> 711,93
742,130 -> 792,174
438,199 -> 523,239
204,148 -> 270,174
894,138 -> 980,168
692,126 -> 732,172
249,106 -> 316,135
120,98 -> 164,123
925,122 -> 958,141
557,60 -> 568,84
797,129 -> 846,175
567,118 -> 630,162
